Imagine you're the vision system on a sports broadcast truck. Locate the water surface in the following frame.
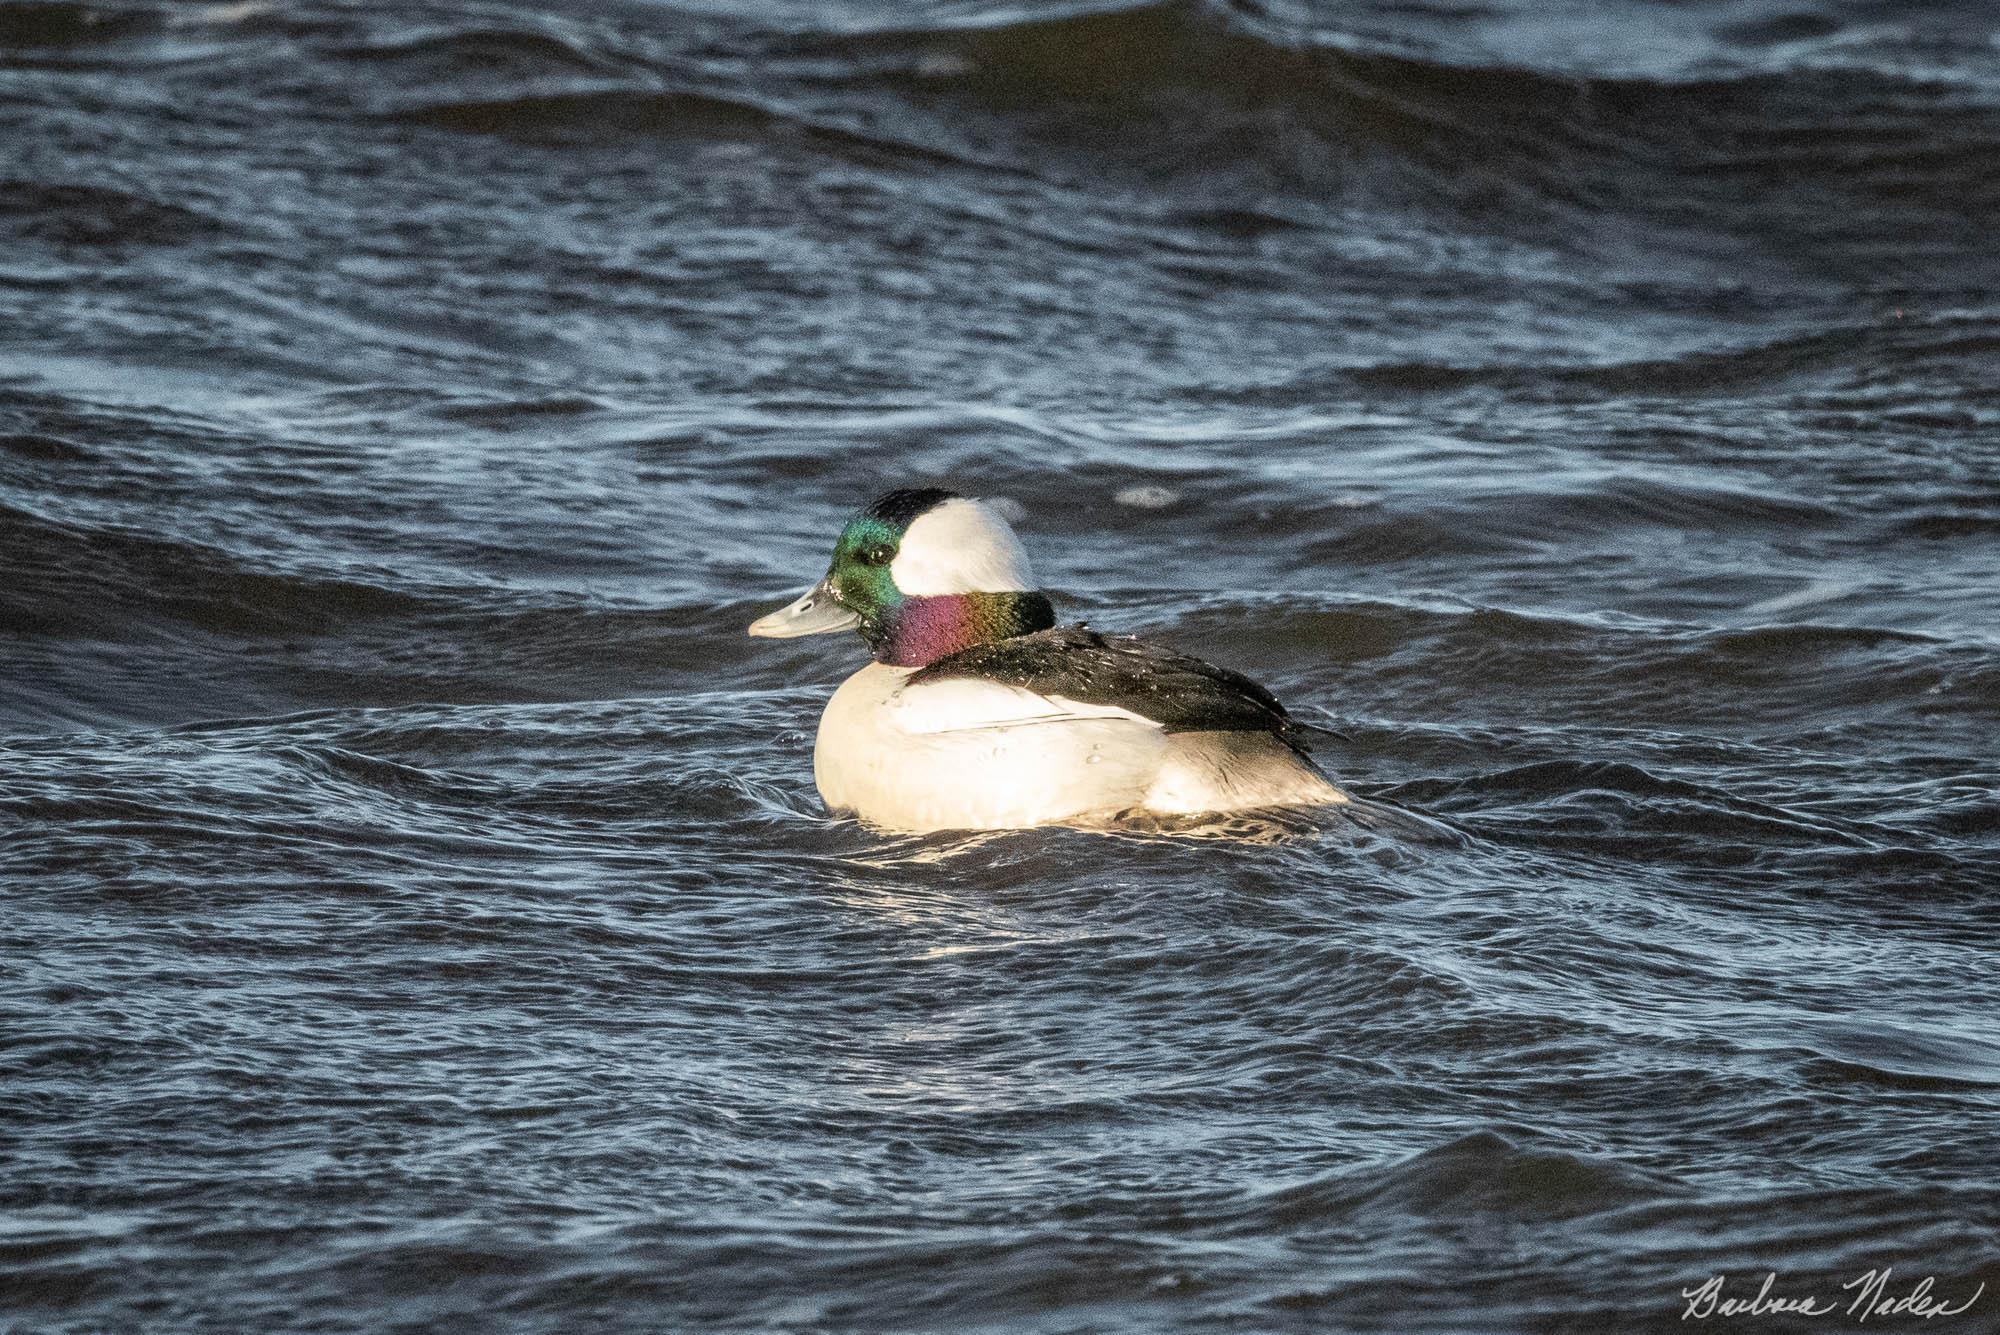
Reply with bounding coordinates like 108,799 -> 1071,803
4,1 -> 1998,1330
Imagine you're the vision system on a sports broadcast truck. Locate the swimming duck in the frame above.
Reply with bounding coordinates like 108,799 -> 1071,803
748,488 -> 1349,832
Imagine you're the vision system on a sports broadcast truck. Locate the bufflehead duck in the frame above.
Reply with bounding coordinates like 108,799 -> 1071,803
749,488 -> 1348,832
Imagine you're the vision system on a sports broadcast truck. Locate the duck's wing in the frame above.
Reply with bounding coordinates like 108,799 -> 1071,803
905,625 -> 1307,747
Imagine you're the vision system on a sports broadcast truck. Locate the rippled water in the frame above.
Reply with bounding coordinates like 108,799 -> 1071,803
5,1 -> 1999,1331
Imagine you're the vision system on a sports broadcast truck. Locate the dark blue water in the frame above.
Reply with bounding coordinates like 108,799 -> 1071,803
5,1 -> 1999,1331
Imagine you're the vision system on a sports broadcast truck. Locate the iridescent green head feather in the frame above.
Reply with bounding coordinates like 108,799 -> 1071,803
823,512 -> 913,632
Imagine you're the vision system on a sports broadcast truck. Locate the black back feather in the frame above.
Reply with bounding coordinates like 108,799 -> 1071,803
908,625 -> 1307,748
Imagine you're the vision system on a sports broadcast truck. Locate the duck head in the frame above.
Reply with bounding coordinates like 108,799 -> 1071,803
748,488 -> 1056,667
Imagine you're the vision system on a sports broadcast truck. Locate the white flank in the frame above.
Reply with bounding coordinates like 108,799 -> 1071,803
811,664 -> 1349,833
884,677 -> 1154,734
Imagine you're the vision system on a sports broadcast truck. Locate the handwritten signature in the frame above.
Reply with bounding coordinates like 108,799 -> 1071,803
1682,1269 -> 1985,1322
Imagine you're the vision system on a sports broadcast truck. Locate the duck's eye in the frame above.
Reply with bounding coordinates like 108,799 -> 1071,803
861,544 -> 894,566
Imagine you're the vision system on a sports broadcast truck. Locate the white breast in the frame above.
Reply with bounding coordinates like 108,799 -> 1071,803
814,663 -> 1165,831
811,663 -> 1347,833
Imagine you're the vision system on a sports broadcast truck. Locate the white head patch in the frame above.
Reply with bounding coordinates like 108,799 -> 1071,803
890,497 -> 1036,595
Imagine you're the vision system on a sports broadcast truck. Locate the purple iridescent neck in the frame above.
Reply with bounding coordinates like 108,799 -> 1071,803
863,592 -> 1055,667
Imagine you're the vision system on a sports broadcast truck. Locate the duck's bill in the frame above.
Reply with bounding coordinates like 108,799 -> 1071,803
747,580 -> 860,638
